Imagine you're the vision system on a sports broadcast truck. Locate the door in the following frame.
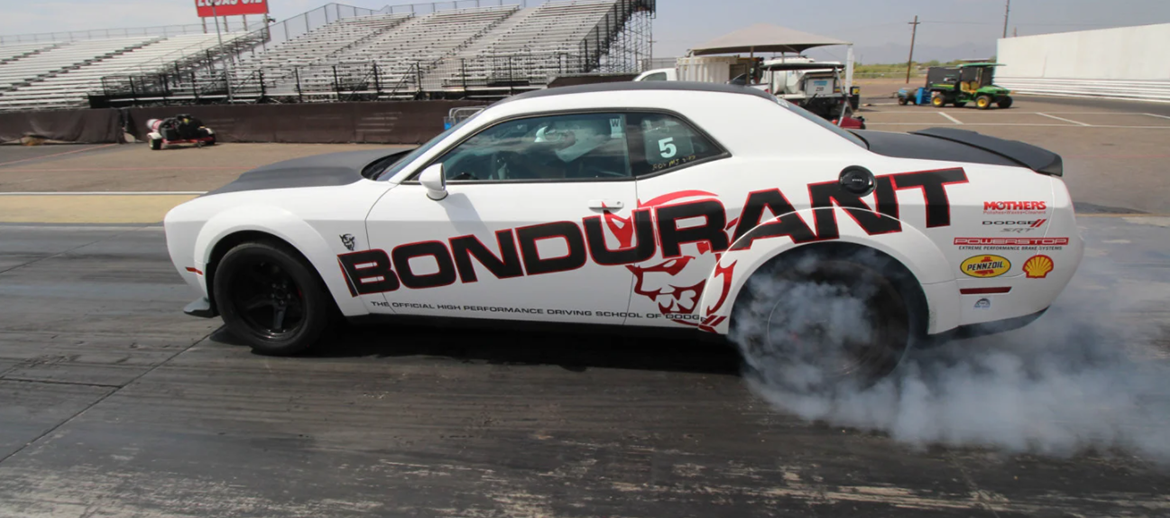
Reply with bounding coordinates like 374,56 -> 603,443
362,112 -> 640,326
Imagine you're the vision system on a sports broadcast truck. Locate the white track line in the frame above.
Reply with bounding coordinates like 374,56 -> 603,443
1143,113 -> 1170,120
0,191 -> 206,196
937,112 -> 963,125
1035,112 -> 1092,126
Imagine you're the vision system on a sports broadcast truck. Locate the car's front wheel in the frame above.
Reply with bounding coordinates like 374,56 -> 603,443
213,241 -> 332,356
730,249 -> 914,393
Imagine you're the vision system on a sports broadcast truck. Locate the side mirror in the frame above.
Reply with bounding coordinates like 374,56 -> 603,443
419,163 -> 447,201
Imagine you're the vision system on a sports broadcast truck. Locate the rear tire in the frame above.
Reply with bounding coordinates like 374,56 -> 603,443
931,95 -> 946,108
149,138 -> 161,150
998,97 -> 1013,109
730,248 -> 913,394
976,95 -> 993,109
213,241 -> 332,356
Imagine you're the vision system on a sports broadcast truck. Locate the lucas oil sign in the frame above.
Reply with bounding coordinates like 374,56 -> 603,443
195,0 -> 268,17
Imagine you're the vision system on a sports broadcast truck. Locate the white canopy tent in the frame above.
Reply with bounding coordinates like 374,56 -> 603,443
689,24 -> 855,89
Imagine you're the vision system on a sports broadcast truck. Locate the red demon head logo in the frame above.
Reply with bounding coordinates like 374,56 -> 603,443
603,190 -> 737,331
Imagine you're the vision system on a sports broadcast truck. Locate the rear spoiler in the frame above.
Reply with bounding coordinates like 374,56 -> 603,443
911,127 -> 1063,176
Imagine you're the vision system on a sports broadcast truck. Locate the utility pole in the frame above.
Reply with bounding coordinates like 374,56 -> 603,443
1003,0 -> 1011,38
905,15 -> 919,84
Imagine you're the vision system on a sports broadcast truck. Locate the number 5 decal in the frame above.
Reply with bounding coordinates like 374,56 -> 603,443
658,137 -> 677,158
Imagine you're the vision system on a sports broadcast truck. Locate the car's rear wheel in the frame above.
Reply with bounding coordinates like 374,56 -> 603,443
976,95 -> 993,109
730,250 -> 913,393
213,241 -> 332,356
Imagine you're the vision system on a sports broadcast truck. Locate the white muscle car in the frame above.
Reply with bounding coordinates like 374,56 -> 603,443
164,82 -> 1082,381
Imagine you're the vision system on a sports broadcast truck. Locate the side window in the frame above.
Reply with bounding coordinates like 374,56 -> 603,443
434,113 -> 631,182
630,113 -> 723,176
642,72 -> 668,81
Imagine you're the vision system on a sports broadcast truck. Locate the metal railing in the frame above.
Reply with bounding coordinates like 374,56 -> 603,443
0,21 -> 251,45
92,51 -> 589,105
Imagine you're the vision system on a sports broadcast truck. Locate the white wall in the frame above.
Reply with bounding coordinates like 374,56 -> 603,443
996,23 -> 1170,101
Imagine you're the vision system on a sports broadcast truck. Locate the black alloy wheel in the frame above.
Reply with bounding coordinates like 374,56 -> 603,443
214,241 -> 332,356
731,252 -> 913,394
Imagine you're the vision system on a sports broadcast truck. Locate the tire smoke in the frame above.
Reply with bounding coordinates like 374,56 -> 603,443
732,251 -> 1170,462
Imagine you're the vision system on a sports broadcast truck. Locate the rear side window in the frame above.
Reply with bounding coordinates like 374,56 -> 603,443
629,113 -> 723,176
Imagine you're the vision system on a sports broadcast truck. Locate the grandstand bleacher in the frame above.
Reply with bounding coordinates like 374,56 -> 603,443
0,0 -> 654,111
0,33 -> 242,111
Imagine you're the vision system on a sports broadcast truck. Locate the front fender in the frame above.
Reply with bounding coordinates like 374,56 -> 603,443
193,205 -> 369,317
696,207 -> 960,336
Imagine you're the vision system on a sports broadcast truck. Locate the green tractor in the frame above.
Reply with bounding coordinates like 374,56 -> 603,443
926,63 -> 1013,109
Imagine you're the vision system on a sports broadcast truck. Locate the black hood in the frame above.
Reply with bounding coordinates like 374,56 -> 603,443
206,148 -> 414,196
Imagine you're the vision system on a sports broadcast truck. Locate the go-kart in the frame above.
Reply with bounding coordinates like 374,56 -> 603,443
147,114 -> 216,150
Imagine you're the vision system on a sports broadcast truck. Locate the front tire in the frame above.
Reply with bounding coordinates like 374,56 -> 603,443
931,95 -> 946,108
149,138 -> 161,150
213,241 -> 332,356
997,97 -> 1013,109
730,249 -> 913,393
976,94 -> 993,109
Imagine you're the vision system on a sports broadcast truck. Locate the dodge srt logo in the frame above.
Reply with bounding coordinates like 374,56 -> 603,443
338,169 -> 969,326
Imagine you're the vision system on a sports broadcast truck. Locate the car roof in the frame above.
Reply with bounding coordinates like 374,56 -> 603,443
500,81 -> 777,104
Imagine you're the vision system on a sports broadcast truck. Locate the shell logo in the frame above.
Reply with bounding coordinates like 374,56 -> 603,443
960,255 -> 1011,278
1024,255 -> 1054,279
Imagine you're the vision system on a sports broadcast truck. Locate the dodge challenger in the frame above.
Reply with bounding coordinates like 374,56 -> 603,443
164,82 -> 1082,381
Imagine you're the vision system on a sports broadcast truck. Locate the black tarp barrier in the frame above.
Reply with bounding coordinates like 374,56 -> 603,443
0,108 -> 125,143
1,100 -> 489,145
123,100 -> 489,144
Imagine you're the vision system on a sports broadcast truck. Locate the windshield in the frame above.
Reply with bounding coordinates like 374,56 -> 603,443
780,100 -> 867,149
376,115 -> 477,181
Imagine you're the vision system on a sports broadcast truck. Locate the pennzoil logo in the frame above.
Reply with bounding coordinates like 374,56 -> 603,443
961,255 -> 1011,278
1024,255 -> 1054,278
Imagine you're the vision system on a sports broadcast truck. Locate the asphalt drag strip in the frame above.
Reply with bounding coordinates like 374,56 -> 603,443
0,217 -> 1168,516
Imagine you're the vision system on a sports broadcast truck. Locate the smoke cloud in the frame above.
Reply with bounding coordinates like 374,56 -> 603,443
733,251 -> 1170,462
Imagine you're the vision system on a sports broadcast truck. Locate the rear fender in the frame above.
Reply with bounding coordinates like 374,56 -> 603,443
193,206 -> 369,317
696,207 -> 960,335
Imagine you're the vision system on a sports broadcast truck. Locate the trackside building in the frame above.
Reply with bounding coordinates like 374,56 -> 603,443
995,23 -> 1170,102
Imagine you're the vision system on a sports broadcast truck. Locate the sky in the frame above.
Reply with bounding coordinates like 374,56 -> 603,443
1,0 -> 1168,64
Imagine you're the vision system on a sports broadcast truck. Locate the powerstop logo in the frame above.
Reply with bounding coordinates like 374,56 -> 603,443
983,201 -> 1047,215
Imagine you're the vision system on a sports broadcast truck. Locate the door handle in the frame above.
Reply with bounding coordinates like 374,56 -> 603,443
588,200 -> 624,211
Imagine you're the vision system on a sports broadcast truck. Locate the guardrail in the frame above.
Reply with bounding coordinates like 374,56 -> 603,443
998,78 -> 1170,102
